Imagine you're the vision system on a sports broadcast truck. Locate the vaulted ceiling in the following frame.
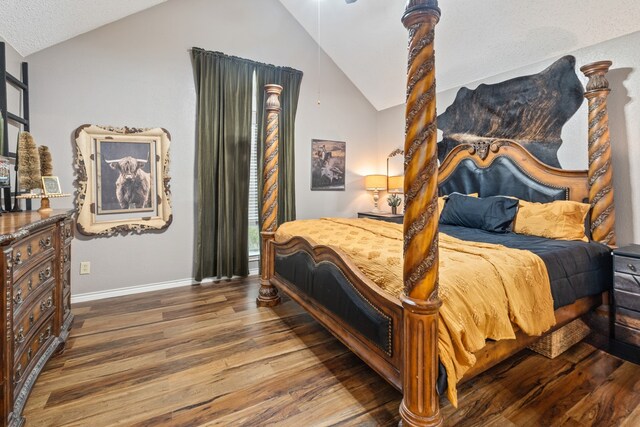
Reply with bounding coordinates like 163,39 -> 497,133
1,0 -> 640,111
279,0 -> 640,110
0,0 -> 166,56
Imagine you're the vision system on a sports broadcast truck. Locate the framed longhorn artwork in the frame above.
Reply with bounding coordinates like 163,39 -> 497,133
74,125 -> 172,236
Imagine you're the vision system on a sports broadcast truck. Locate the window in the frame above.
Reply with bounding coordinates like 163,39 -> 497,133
248,73 -> 260,257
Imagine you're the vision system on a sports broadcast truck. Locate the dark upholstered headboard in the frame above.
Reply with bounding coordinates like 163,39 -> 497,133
437,140 -> 589,204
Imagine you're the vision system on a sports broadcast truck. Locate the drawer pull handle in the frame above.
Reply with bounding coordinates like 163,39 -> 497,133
29,313 -> 35,326
14,363 -> 22,384
39,266 -> 52,282
13,289 -> 23,306
628,263 -> 637,272
40,236 -> 52,249
27,244 -> 33,257
14,250 -> 22,265
15,327 -> 25,345
27,278 -> 33,291
39,326 -> 52,344
40,296 -> 53,312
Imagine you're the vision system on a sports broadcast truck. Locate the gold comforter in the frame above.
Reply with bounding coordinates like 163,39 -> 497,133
275,218 -> 556,406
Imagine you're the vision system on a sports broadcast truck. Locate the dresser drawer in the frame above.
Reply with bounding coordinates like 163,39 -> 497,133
12,227 -> 56,279
13,285 -> 55,356
614,289 -> 640,312
614,255 -> 640,276
614,272 -> 640,294
12,258 -> 56,317
13,315 -> 55,395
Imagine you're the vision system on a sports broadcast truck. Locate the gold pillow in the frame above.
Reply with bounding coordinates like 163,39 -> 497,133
438,193 -> 478,215
513,199 -> 590,242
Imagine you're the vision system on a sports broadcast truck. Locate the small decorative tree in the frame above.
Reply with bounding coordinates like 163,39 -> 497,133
18,132 -> 42,192
39,145 -> 53,177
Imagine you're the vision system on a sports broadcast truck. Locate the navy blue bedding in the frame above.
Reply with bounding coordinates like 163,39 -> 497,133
440,224 -> 613,309
435,225 -> 612,396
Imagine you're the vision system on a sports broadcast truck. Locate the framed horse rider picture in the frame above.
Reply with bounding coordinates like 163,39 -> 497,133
311,139 -> 346,191
74,125 -> 172,236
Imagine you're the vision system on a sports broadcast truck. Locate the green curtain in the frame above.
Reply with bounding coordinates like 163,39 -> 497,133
192,48 -> 254,281
255,65 -> 303,229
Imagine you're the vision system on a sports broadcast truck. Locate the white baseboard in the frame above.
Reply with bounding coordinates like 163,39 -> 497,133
71,272 -> 261,304
71,278 -> 195,303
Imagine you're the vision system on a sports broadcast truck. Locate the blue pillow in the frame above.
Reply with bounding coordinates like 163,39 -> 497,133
439,193 -> 519,233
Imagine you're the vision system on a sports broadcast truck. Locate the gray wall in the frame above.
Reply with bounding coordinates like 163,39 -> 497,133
378,32 -> 640,246
27,0 -> 379,296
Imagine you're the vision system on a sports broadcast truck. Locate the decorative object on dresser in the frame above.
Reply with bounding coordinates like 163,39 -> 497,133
310,139 -> 345,191
357,211 -> 403,224
613,244 -> 640,348
73,125 -> 172,236
0,210 -> 74,427
364,175 -> 386,213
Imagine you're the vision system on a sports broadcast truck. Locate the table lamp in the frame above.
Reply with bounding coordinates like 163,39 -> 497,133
365,174 -> 387,213
387,175 -> 404,194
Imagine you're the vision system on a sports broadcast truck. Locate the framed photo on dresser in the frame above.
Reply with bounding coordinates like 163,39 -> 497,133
311,139 -> 346,191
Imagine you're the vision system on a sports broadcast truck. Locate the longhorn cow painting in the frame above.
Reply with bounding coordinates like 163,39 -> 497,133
96,140 -> 156,214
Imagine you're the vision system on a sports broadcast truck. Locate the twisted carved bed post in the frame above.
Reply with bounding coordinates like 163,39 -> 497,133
400,1 -> 442,426
257,84 -> 283,307
580,62 -> 616,246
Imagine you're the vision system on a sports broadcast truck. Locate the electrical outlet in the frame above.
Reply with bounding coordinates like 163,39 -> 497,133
80,262 -> 91,275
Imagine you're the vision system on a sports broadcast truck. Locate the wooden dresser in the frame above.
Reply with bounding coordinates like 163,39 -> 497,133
0,210 -> 74,427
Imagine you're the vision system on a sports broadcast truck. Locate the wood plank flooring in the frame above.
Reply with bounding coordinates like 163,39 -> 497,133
22,277 -> 640,426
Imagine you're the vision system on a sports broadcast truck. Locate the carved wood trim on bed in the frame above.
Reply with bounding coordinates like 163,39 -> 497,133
257,85 -> 283,308
438,139 -> 590,203
581,61 -> 616,246
270,236 -> 404,389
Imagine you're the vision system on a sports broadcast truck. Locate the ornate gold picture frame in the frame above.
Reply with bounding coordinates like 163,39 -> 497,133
74,125 -> 172,236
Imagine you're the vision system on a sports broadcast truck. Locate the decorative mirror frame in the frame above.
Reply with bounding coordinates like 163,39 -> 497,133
74,125 -> 172,236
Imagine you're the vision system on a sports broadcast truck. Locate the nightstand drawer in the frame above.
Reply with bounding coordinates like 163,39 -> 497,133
616,307 -> 640,330
615,323 -> 640,348
614,255 -> 640,276
614,289 -> 640,312
614,272 -> 640,294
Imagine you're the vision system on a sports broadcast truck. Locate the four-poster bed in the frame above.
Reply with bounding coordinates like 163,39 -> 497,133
256,1 -> 616,425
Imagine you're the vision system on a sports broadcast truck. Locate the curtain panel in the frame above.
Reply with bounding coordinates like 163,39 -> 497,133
192,49 -> 253,281
192,47 -> 303,280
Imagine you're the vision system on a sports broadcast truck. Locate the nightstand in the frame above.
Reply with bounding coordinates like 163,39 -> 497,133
613,244 -> 640,347
358,212 -> 403,224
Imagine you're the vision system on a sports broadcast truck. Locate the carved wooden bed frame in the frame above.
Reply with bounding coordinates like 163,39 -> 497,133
255,2 -> 616,425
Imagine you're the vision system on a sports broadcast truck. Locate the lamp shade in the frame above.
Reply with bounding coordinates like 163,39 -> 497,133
365,174 -> 387,190
388,175 -> 404,193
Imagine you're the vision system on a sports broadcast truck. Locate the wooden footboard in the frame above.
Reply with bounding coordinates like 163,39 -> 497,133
267,235 -> 404,390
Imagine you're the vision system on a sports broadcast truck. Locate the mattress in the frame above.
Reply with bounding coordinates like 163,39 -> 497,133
439,224 -> 613,309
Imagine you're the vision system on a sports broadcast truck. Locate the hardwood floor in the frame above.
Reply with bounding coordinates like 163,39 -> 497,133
22,277 -> 640,426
